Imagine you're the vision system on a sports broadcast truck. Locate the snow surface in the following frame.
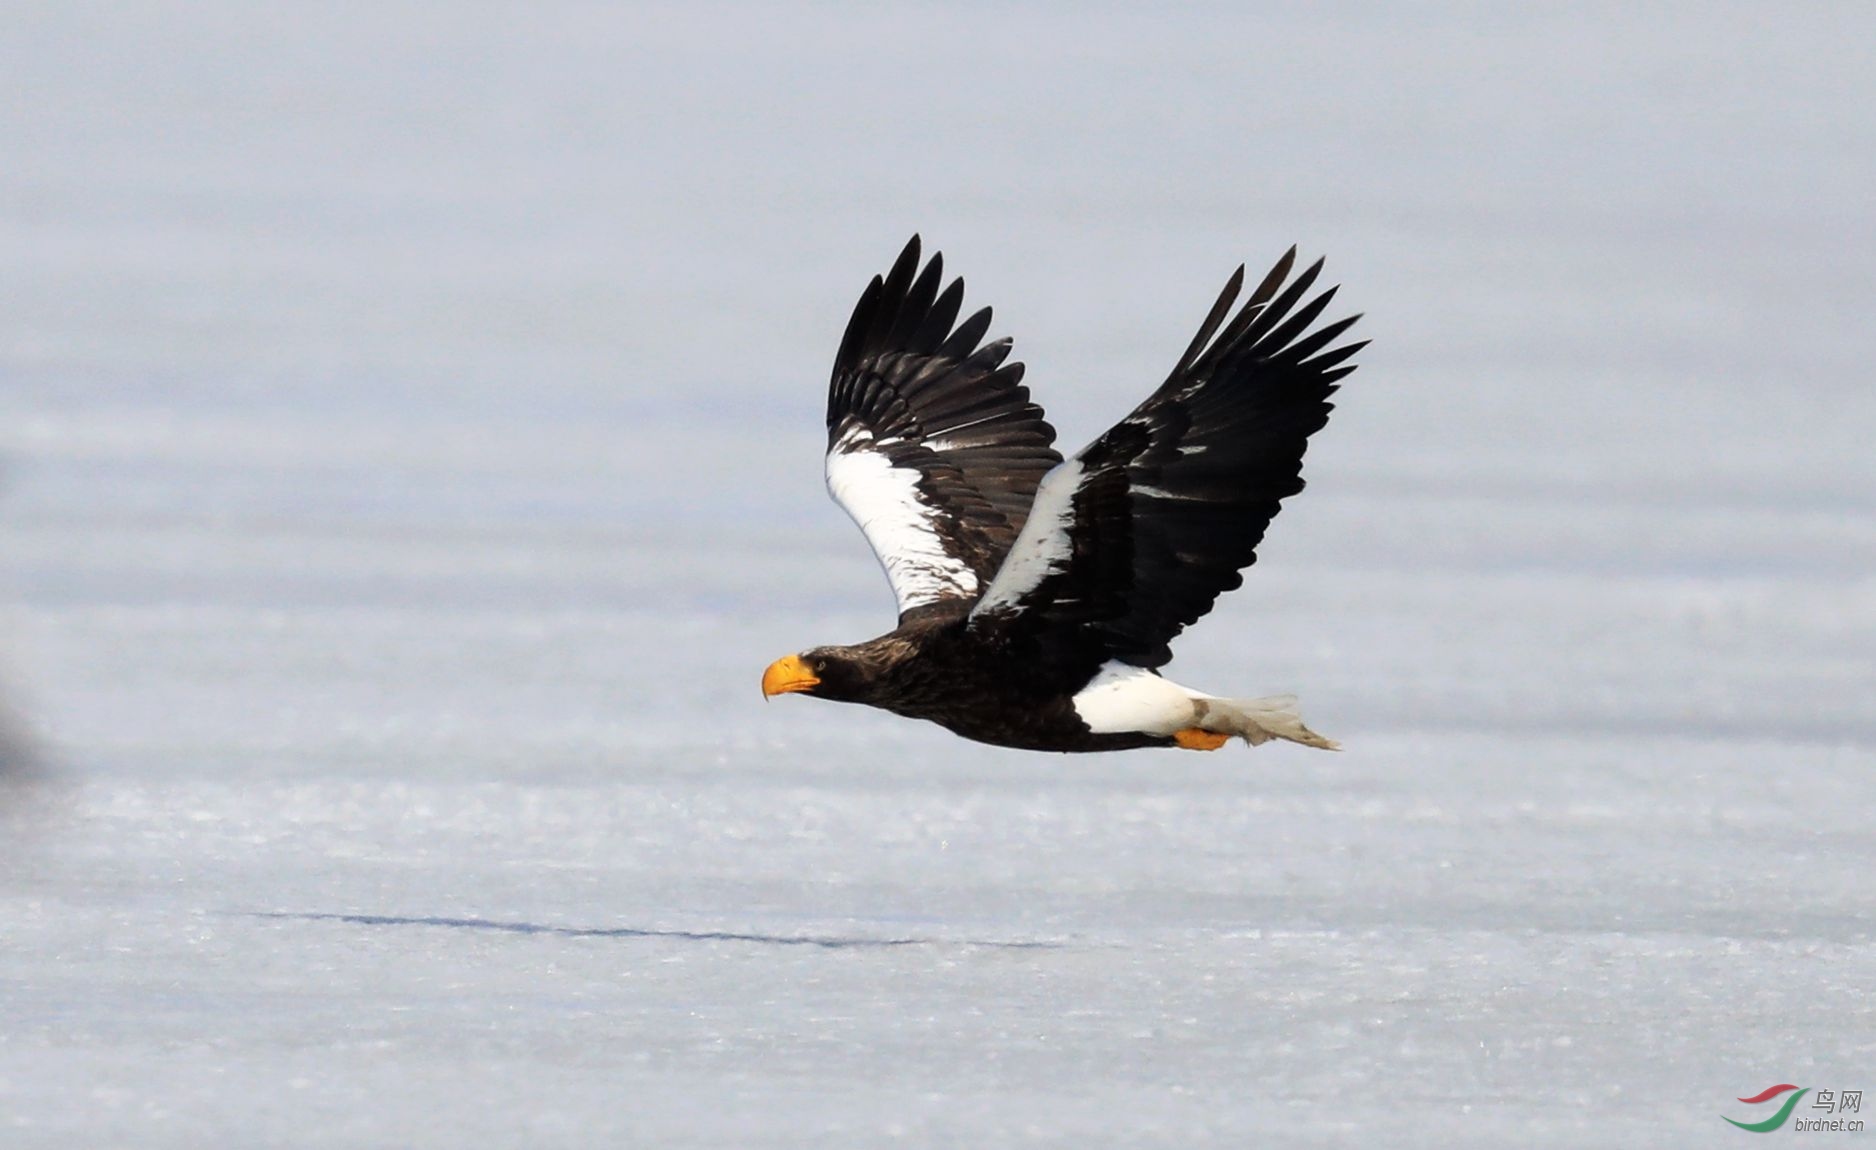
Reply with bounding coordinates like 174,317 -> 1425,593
2,3 -> 1874,1146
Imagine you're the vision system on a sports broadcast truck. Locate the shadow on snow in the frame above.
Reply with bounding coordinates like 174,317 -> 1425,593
243,911 -> 1058,951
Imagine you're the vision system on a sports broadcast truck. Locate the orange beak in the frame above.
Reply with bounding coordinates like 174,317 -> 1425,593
761,654 -> 819,698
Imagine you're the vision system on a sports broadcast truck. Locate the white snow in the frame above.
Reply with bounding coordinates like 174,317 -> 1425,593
2,4 -> 1874,1148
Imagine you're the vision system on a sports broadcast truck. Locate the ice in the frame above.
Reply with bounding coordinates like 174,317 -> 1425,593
2,4 -> 1873,1146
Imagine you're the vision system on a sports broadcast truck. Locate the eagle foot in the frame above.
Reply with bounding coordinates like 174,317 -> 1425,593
1172,728 -> 1231,751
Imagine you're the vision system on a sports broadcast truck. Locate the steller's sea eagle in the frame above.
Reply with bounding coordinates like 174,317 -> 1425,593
762,237 -> 1363,752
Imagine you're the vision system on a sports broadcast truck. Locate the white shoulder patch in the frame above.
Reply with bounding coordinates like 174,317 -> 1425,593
970,458 -> 1084,618
826,431 -> 980,615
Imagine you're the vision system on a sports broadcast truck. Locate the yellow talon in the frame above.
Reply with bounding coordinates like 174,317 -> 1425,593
1172,728 -> 1230,751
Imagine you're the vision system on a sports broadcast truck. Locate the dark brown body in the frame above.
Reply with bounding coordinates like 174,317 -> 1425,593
803,615 -> 1172,753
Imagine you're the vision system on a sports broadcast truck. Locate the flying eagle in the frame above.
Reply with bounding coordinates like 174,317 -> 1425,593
762,237 -> 1363,752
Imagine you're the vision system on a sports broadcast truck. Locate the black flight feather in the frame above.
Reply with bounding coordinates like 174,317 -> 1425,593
971,248 -> 1362,670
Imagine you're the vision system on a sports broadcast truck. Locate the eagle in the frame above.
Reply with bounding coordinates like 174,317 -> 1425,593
762,237 -> 1363,752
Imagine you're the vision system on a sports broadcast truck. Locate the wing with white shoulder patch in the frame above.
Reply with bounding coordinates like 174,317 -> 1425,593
968,458 -> 1085,618
823,236 -> 1063,622
968,247 -> 1364,665
825,428 -> 983,616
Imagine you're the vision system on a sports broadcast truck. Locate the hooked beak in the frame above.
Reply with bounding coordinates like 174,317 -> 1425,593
761,654 -> 819,699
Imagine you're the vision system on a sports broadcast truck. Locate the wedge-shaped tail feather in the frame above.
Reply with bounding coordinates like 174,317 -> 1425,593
1197,694 -> 1339,750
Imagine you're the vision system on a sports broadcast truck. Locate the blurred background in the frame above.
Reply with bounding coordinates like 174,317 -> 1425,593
1,3 -> 1871,1146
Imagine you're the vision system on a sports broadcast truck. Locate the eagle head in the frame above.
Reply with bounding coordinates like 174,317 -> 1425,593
761,647 -> 873,703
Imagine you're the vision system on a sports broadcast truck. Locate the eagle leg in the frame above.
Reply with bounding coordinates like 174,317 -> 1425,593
1171,728 -> 1231,751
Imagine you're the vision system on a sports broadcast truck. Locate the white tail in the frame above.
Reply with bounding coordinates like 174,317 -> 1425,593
1195,694 -> 1340,751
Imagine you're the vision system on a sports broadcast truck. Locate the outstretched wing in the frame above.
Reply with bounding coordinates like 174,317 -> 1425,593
970,248 -> 1364,667
826,236 -> 1062,622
